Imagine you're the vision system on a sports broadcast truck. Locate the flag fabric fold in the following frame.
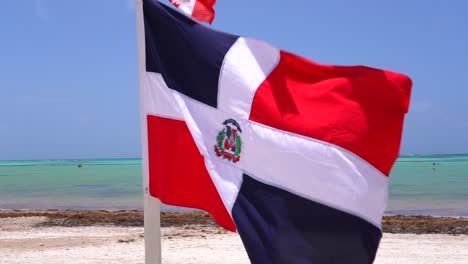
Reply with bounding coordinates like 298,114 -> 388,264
138,0 -> 412,263
168,0 -> 216,24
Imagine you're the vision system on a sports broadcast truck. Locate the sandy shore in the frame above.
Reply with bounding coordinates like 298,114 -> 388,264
1,210 -> 468,263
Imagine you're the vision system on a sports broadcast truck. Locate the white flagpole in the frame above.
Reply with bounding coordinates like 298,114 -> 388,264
144,196 -> 162,264
136,0 -> 162,263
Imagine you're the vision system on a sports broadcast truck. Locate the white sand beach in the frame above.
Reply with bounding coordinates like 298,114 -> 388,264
1,216 -> 468,264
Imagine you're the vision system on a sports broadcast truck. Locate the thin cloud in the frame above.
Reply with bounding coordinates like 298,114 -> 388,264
126,0 -> 135,11
21,95 -> 72,104
34,0 -> 48,20
411,100 -> 433,113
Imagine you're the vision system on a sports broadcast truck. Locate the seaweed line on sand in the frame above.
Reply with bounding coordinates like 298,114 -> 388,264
1,210 -> 467,235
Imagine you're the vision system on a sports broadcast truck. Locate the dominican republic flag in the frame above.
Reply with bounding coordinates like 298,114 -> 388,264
137,1 -> 412,263
168,0 -> 216,24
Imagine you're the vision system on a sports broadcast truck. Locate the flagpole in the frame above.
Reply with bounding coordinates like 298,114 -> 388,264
136,0 -> 162,263
144,195 -> 162,264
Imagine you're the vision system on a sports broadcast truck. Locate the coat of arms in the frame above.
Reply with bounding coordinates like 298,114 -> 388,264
214,119 -> 242,163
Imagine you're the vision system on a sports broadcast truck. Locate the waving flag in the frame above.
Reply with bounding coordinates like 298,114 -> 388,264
138,0 -> 412,263
168,0 -> 216,24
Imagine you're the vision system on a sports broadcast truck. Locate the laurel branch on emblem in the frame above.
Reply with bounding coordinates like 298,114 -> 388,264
214,119 -> 242,163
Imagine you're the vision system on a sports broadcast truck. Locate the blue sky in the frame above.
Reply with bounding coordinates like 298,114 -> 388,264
0,0 -> 467,160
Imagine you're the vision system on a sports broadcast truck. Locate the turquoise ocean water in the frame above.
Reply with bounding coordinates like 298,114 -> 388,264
0,155 -> 467,216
